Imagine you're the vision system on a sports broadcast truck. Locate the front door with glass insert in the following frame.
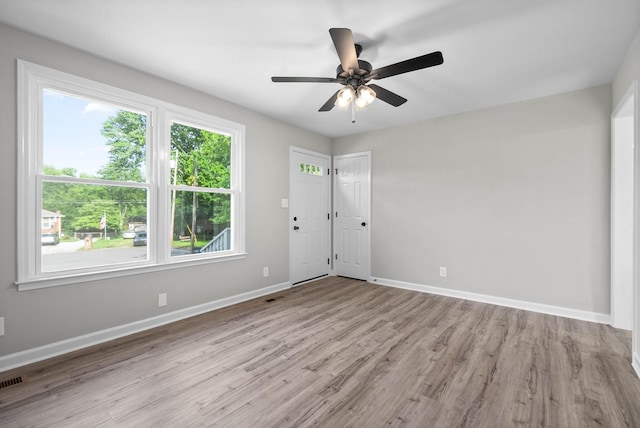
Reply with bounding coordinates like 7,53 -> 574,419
289,147 -> 330,284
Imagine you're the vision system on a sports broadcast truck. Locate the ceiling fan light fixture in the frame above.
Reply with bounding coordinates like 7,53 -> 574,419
355,85 -> 376,110
335,86 -> 355,110
354,96 -> 368,110
272,27 -> 444,115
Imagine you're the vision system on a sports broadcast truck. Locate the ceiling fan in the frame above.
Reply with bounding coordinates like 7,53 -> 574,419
271,28 -> 444,121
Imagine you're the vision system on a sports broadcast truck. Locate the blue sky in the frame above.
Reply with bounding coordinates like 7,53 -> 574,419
43,89 -> 118,176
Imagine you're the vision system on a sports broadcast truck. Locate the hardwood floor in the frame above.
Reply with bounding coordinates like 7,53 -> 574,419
1,276 -> 639,427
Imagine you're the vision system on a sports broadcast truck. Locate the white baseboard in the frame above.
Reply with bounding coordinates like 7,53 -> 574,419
633,352 -> 640,379
370,277 -> 610,325
0,281 -> 291,373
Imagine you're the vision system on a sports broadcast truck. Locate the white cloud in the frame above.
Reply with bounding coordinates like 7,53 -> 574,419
83,102 -> 117,115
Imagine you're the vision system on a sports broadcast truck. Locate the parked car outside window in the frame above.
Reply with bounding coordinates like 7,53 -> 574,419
122,230 -> 136,239
133,231 -> 147,246
41,233 -> 59,245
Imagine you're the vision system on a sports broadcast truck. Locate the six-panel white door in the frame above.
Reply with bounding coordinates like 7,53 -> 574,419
334,152 -> 371,280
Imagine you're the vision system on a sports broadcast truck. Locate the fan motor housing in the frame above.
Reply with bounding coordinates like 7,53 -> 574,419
336,60 -> 372,79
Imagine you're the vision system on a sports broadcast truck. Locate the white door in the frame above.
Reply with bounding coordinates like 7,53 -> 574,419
334,152 -> 371,280
290,147 -> 331,284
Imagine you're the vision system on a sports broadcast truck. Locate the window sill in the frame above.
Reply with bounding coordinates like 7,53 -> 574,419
16,252 -> 248,291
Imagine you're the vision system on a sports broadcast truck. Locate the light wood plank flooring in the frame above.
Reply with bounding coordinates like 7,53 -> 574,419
1,276 -> 639,427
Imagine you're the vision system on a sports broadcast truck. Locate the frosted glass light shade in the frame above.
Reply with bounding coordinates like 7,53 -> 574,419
335,86 -> 355,110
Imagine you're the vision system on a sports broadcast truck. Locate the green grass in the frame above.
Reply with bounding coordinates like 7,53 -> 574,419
172,239 -> 203,251
76,236 -> 205,250
74,237 -> 209,250
83,237 -> 133,250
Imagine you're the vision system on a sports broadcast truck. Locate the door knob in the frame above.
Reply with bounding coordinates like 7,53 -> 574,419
293,226 -> 300,231
361,222 -> 367,227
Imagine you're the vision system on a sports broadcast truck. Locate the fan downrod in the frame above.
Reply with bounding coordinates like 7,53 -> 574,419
354,43 -> 363,58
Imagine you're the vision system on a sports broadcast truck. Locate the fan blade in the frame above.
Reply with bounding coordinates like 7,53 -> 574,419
368,84 -> 407,107
368,51 -> 443,80
272,76 -> 343,83
329,28 -> 359,75
319,90 -> 340,111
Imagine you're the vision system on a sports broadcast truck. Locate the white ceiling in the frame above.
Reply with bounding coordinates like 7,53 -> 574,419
2,0 -> 639,138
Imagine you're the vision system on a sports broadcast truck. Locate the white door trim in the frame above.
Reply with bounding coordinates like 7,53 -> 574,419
611,82 -> 636,331
611,80 -> 639,379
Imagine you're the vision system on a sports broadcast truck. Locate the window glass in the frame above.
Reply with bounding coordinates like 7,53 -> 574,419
170,123 -> 230,188
299,162 -> 323,176
39,88 -> 149,273
170,191 -> 231,256
43,90 -> 147,182
170,122 -> 232,256
40,182 -> 148,272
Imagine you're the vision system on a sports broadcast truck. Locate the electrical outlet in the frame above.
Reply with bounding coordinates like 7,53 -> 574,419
263,266 -> 269,277
0,317 -> 4,336
158,293 -> 167,307
440,267 -> 447,277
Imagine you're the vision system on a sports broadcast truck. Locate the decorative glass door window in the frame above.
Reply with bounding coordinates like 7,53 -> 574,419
299,162 -> 324,176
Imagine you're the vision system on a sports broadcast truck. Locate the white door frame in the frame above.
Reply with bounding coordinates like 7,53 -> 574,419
289,146 -> 331,285
333,151 -> 372,281
611,81 -> 639,378
611,83 -> 636,331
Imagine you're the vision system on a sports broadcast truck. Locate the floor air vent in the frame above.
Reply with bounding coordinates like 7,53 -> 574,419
0,376 -> 23,389
265,298 -> 277,302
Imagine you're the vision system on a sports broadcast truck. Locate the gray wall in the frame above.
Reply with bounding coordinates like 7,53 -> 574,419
612,27 -> 640,364
0,24 -> 331,357
333,85 -> 612,314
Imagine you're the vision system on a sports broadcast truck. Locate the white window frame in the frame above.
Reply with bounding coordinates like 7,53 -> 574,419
162,109 -> 244,259
17,60 -> 246,290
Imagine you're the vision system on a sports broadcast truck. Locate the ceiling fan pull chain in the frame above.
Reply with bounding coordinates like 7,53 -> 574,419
351,100 -> 356,123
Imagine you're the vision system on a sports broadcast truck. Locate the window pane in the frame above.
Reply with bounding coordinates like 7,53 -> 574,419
299,162 -> 324,176
170,191 -> 231,256
43,89 -> 147,182
41,182 -> 148,272
170,123 -> 231,189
